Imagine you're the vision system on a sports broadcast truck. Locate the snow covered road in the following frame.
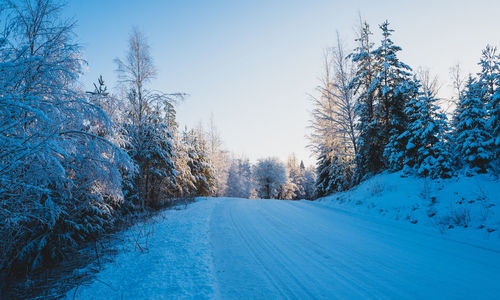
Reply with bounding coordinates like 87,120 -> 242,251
212,198 -> 500,299
70,198 -> 500,299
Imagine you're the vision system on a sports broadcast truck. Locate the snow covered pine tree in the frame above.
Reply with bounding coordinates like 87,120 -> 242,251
453,76 -> 493,174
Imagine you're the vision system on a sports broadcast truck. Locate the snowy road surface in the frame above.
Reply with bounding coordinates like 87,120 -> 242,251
70,198 -> 500,299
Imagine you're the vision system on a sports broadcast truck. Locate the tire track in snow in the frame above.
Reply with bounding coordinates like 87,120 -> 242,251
228,202 -> 319,299
258,201 -> 403,299
227,202 -> 294,298
212,198 -> 500,299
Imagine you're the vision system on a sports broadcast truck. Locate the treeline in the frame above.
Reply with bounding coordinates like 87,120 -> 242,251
310,19 -> 499,198
0,0 -> 220,280
225,155 -> 316,200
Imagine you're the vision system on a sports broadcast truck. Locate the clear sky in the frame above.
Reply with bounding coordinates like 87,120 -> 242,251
65,0 -> 499,166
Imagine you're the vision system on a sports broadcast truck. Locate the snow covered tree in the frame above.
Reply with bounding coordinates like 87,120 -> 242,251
182,128 -> 215,197
314,152 -> 331,198
86,76 -> 130,149
206,116 -> 230,197
311,34 -> 357,159
453,76 -> 493,173
253,158 -> 287,199
309,34 -> 357,194
277,179 -> 297,200
314,151 -> 352,198
285,157 -> 316,200
0,0 -> 131,275
226,162 -> 241,197
476,46 -> 500,168
349,20 -> 380,180
115,29 -> 183,208
399,89 -> 453,178
167,130 -> 196,198
370,21 -> 418,171
226,158 -> 253,198
286,154 -> 303,199
302,166 -> 317,200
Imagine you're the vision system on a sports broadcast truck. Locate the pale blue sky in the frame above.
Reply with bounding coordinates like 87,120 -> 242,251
66,0 -> 499,165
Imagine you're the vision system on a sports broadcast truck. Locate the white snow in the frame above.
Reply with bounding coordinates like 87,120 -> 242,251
68,199 -> 220,299
69,178 -> 500,299
317,171 -> 500,245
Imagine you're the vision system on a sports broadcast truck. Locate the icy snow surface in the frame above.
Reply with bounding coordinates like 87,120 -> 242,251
69,193 -> 500,299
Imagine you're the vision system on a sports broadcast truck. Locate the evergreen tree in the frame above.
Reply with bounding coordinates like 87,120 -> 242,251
182,128 -> 215,197
314,150 -> 351,198
349,21 -> 380,180
287,155 -> 304,199
302,166 -> 317,200
314,152 -> 332,198
277,179 -> 298,200
399,90 -> 453,178
370,21 -> 418,171
453,76 -> 493,173
477,46 -> 500,165
168,130 -> 196,198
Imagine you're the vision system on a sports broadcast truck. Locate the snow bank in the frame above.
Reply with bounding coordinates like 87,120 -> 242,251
317,172 -> 500,244
67,198 -> 220,300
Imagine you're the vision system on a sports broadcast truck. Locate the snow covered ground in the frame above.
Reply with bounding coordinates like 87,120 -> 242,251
68,187 -> 500,299
67,199 -> 220,299
317,172 -> 500,244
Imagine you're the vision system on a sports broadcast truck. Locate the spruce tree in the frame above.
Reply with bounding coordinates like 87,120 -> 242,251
314,152 -> 332,198
477,46 -> 500,165
287,155 -> 305,199
453,76 -> 493,173
370,21 -> 417,171
399,90 -> 453,178
349,21 -> 380,180
314,150 -> 350,197
183,129 -> 215,197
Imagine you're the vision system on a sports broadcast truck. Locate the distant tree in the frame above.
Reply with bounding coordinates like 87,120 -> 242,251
253,158 -> 287,199
226,158 -> 253,198
166,129 -> 195,198
449,63 -> 466,106
285,158 -> 316,200
206,116 -> 230,197
416,67 -> 440,98
302,166 -> 317,199
182,128 -> 215,197
277,179 -> 297,200
286,154 -> 303,199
